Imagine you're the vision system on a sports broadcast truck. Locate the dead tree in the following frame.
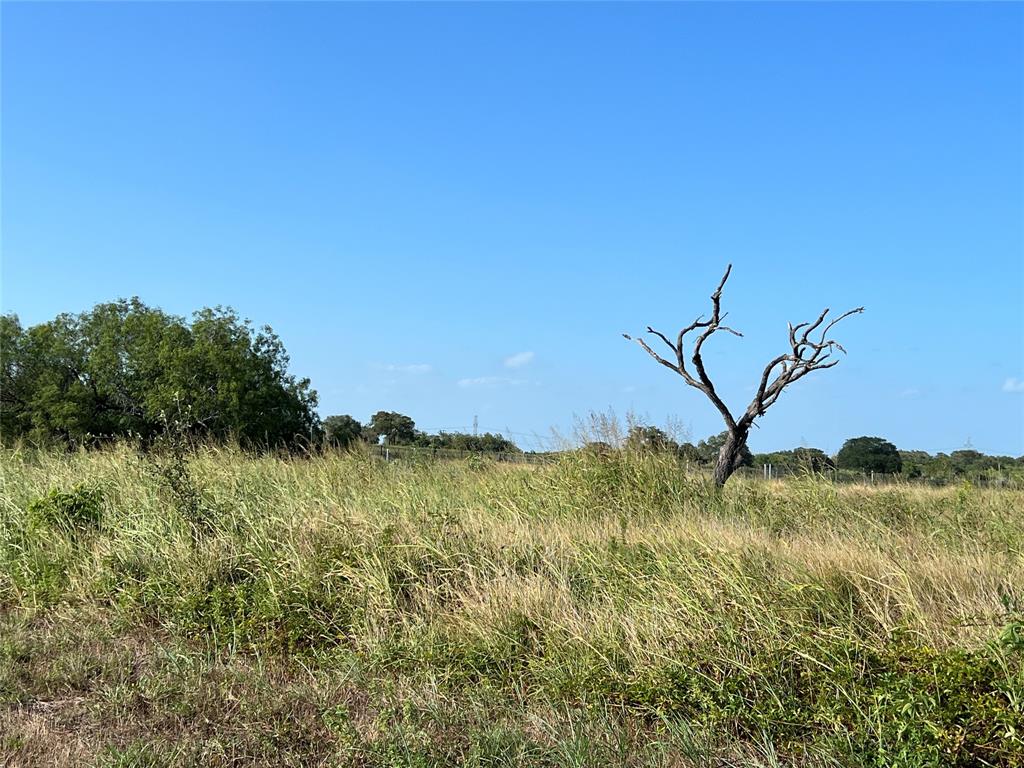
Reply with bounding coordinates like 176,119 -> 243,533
624,265 -> 862,487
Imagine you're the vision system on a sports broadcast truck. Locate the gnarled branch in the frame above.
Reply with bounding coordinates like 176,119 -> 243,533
737,305 -> 863,429
624,264 -> 862,486
623,264 -> 744,430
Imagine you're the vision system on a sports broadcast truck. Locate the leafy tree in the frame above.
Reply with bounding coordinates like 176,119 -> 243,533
625,425 -> 678,453
1,299 -> 318,448
792,447 -> 833,471
897,450 -> 933,479
896,448 -> 1019,482
415,431 -> 520,453
697,431 -> 753,468
753,447 -> 834,472
949,450 -> 997,476
676,441 -> 702,463
1,314 -> 32,438
364,411 -> 417,445
174,305 -> 318,445
323,415 -> 363,448
836,436 -> 902,474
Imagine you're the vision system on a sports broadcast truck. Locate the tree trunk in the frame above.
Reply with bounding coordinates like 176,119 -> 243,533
713,429 -> 747,487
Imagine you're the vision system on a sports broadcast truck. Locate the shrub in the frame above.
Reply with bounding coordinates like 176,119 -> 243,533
26,484 -> 104,533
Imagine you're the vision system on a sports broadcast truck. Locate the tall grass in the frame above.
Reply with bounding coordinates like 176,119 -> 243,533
1,444 -> 1021,766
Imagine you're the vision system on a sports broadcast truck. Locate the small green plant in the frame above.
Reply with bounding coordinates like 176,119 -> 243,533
26,483 -> 104,534
956,478 -> 976,510
97,741 -> 166,768
139,403 -> 214,538
999,621 -> 1024,653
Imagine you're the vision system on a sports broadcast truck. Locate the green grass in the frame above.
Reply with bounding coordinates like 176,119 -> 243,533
1,444 -> 1021,766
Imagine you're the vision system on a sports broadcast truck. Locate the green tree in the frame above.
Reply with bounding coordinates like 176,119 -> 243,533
897,450 -> 933,479
792,447 -> 833,471
181,306 -> 318,445
836,436 -> 902,474
625,425 -> 678,453
416,431 -> 519,453
0,299 -> 318,448
697,431 -> 753,468
676,441 -> 702,463
323,415 -> 363,448
1,314 -> 32,439
364,411 -> 417,445
753,447 -> 834,472
949,450 -> 997,477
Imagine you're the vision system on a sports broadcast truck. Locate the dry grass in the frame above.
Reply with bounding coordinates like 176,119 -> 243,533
1,445 -> 1021,766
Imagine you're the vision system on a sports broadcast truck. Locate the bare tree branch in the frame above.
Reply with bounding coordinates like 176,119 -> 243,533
738,305 -> 863,429
624,264 -> 862,486
625,265 -> 744,430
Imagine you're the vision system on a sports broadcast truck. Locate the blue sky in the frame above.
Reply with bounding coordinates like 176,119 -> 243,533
3,2 -> 1022,455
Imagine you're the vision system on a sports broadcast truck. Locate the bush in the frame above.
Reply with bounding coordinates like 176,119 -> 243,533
26,484 -> 104,533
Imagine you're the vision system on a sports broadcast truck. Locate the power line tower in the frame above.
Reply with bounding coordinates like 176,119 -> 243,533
473,415 -> 478,436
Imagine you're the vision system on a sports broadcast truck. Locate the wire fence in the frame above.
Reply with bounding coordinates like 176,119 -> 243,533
366,443 -> 555,465
363,444 -> 1023,488
732,464 -> 1023,489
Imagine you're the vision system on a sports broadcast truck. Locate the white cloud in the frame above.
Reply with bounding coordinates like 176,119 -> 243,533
898,388 -> 921,398
457,376 -> 528,389
376,363 -> 432,374
1003,377 -> 1024,393
504,351 -> 535,369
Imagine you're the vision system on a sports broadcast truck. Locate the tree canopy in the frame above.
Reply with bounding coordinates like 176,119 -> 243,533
363,411 -> 418,445
1,299 -> 319,447
625,425 -> 677,453
836,436 -> 902,474
323,415 -> 363,448
752,447 -> 834,472
697,431 -> 754,468
414,431 -> 519,453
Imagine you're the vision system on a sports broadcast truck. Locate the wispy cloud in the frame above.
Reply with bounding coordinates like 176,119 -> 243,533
1003,377 -> 1024,393
457,376 -> 528,389
375,363 -> 432,374
898,387 -> 921,399
504,351 -> 534,369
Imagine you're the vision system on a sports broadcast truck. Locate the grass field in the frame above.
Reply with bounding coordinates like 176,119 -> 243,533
1,445 -> 1021,767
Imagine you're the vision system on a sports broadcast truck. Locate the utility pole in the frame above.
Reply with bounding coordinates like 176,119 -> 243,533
473,415 -> 478,436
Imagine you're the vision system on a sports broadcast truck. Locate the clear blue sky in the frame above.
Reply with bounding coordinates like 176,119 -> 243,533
3,2 -> 1022,455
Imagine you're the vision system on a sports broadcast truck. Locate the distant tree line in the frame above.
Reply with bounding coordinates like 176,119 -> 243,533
610,426 -> 755,468
828,436 -> 1021,480
1,300 -> 318,448
896,447 -> 1022,481
600,427 -> 1023,481
324,411 -> 520,454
